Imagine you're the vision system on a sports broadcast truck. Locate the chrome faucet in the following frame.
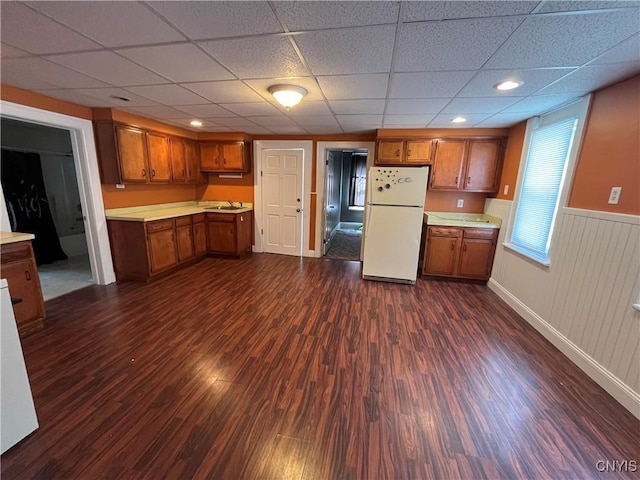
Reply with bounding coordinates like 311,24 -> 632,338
228,199 -> 234,207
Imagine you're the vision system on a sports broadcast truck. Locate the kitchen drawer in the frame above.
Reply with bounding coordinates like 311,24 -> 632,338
463,228 -> 497,239
192,213 -> 205,223
206,212 -> 235,223
146,219 -> 174,233
175,216 -> 192,227
428,226 -> 461,237
0,242 -> 31,264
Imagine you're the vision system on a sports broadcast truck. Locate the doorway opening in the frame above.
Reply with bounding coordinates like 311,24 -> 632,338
1,118 -> 93,300
323,149 -> 367,261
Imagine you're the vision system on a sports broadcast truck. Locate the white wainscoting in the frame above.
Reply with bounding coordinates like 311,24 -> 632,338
485,198 -> 640,418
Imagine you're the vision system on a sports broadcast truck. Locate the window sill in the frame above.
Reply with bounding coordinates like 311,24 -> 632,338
502,242 -> 550,268
348,206 -> 364,211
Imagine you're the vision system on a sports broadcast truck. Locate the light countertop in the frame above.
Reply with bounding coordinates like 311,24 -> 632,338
0,231 -> 36,245
424,211 -> 501,229
105,201 -> 253,222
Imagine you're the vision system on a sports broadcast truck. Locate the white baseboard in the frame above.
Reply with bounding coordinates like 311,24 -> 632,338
488,278 -> 640,419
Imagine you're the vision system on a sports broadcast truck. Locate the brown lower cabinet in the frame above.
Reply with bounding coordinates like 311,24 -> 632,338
108,214 -> 207,282
422,225 -> 498,281
206,211 -> 252,257
1,240 -> 46,337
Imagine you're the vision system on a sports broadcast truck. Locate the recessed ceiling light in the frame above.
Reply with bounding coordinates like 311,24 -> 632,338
190,120 -> 203,127
451,117 -> 467,123
494,80 -> 523,91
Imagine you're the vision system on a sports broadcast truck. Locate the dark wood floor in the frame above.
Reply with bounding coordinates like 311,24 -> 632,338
2,254 -> 638,479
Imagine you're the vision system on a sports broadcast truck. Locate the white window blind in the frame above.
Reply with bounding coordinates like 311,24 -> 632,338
510,117 -> 578,263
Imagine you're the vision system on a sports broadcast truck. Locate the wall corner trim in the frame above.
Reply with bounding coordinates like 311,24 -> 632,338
487,277 -> 640,419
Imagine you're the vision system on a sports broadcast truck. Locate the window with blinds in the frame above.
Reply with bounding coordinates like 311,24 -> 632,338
505,95 -> 590,266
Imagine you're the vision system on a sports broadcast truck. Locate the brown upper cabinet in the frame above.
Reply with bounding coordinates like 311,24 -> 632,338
375,139 -> 433,165
200,141 -> 251,173
94,121 -> 205,184
430,138 -> 504,193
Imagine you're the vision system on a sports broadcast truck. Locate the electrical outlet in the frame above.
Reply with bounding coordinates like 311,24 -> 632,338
503,185 -> 509,196
116,183 -> 125,189
608,186 -> 622,204
457,199 -> 464,208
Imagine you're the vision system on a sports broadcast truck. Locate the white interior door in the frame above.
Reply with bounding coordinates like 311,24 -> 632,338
323,150 -> 340,255
262,149 -> 303,256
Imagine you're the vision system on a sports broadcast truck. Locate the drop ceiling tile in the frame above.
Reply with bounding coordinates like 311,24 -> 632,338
244,77 -> 324,102
386,98 -> 449,114
277,101 -> 332,116
148,1 -> 282,40
199,36 -> 308,79
174,104 -> 237,118
336,114 -> 383,126
267,125 -> 308,134
124,106 -> 195,120
241,126 -> 275,135
2,57 -> 111,89
304,125 -> 344,134
395,17 -> 523,72
249,116 -> 297,127
442,1 -> 538,19
203,117 -> 258,127
457,68 -> 575,97
474,113 -> 529,128
401,2 -> 446,21
0,44 -> 30,59
441,96 -> 524,114
538,62 -> 640,95
317,74 -> 389,100
160,118 -> 229,130
125,84 -> 208,105
536,1 -> 640,13
340,125 -> 379,133
182,80 -> 265,103
502,94 -> 582,114
591,34 -> 640,65
290,115 -> 340,126
383,114 -> 434,126
47,51 -> 167,86
199,125 -> 233,132
0,2 -> 101,54
389,71 -> 476,98
428,113 -> 492,126
220,102 -> 281,116
116,44 -> 233,83
73,88 -> 161,107
2,73 -> 58,90
295,25 -> 396,75
33,89 -> 114,106
486,10 -> 640,69
273,1 -> 399,31
329,99 -> 385,114
29,1 -> 185,47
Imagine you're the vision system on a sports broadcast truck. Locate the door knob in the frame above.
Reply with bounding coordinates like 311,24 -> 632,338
296,208 -> 301,213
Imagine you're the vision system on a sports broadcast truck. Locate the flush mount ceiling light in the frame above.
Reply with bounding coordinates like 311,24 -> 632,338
451,116 -> 467,123
494,80 -> 523,91
268,84 -> 307,109
190,120 -> 203,127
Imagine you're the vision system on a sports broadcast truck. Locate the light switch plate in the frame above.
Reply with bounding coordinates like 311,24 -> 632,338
457,199 -> 464,208
115,183 -> 125,189
608,186 -> 622,204
503,185 -> 509,196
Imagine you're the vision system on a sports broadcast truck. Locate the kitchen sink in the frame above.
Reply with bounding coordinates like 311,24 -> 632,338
205,205 -> 243,210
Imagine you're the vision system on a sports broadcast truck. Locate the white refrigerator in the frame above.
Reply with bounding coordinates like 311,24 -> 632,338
362,166 -> 429,284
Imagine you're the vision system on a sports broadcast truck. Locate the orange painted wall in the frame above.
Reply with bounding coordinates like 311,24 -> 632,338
1,84 -> 93,120
425,191 -> 487,213
102,184 -> 197,209
197,172 -> 255,203
569,75 -> 640,215
496,121 -> 526,201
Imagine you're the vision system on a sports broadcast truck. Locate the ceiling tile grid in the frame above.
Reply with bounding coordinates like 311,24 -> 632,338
0,1 -> 638,134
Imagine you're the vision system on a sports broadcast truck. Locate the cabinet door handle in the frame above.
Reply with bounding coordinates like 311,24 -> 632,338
468,176 -> 471,184
463,244 -> 468,252
223,158 -> 227,165
450,243 -> 455,251
25,270 -> 31,281
151,169 -> 156,178
395,149 -> 400,157
142,168 -> 146,177
407,149 -> 412,156
454,176 -> 458,184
